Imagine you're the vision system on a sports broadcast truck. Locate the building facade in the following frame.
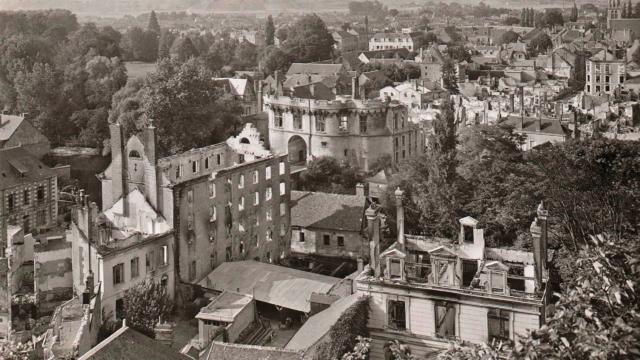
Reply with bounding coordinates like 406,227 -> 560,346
584,49 -> 626,96
355,196 -> 552,359
0,147 -> 59,250
369,33 -> 416,52
264,94 -> 425,171
98,122 -> 291,284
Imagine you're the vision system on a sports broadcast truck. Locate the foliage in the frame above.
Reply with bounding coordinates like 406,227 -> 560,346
441,59 -> 459,94
282,14 -> 334,63
503,17 -> 520,26
299,156 -> 365,195
529,33 -> 553,56
498,30 -> 519,45
447,45 -> 471,63
341,336 -> 370,360
359,62 -> 420,83
147,10 -> 161,35
0,339 -> 36,360
314,297 -> 369,360
123,279 -> 174,338
569,3 -> 579,22
259,45 -> 291,76
384,340 -> 418,359
348,1 -> 387,17
413,32 -> 438,49
265,15 -> 275,46
157,29 -> 176,60
169,36 -> 199,62
538,9 -> 564,28
121,26 -> 158,62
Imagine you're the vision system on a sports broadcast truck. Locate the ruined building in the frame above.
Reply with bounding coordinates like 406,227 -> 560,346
355,190 -> 553,359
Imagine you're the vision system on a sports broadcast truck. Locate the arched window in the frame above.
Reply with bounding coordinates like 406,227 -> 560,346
129,150 -> 141,158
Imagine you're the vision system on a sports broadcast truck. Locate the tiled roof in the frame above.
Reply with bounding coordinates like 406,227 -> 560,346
0,146 -> 57,190
503,116 -> 570,136
78,326 -> 189,360
286,293 -> 362,351
198,261 -> 341,313
589,49 -> 624,62
290,190 -> 365,232
0,114 -> 24,141
371,32 -> 414,41
286,63 -> 345,76
196,290 -> 253,322
203,342 -> 304,360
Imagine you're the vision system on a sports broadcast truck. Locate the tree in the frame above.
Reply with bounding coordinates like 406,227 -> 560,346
570,2 -> 579,22
299,156 -> 364,195
157,28 -> 175,60
441,58 -> 459,94
123,280 -> 173,338
341,336 -> 370,360
147,10 -> 161,34
232,40 -> 258,70
627,0 -> 634,18
503,17 -> 520,25
418,99 -> 464,237
265,15 -> 275,46
540,9 -> 564,28
529,33 -> 553,56
259,45 -> 291,76
636,2 -> 640,18
169,36 -> 199,62
622,4 -> 628,18
389,8 -> 399,17
498,30 -> 520,45
121,27 -> 158,62
282,14 -> 334,63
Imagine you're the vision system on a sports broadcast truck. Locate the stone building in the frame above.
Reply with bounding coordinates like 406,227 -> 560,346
98,122 -> 291,284
0,147 -> 59,249
369,33 -> 417,52
503,115 -> 571,150
264,90 -> 425,171
0,113 -> 51,159
355,192 -> 554,359
584,49 -> 627,96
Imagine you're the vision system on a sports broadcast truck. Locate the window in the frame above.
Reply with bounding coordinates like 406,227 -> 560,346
176,165 -> 183,178
315,116 -> 326,132
280,223 -> 287,237
274,113 -> 283,127
115,298 -> 125,320
620,75 -> 625,83
490,271 -> 506,293
433,257 -> 455,286
23,215 -> 30,234
37,186 -> 45,203
267,229 -> 273,242
239,196 -> 244,211
337,236 -> 344,247
323,234 -> 330,245
293,113 -> 302,129
389,258 -> 403,279
435,302 -> 456,338
37,209 -> 46,226
299,231 -> 305,242
605,75 -> 610,83
254,191 -> 259,206
266,187 -> 272,201
216,154 -> 221,165
238,154 -> 245,164
596,75 -> 600,83
192,160 -> 199,173
161,245 -> 168,266
360,115 -> 367,133
339,114 -> 348,131
205,157 -> 210,169
189,261 -> 196,281
131,257 -> 139,278
279,202 -> 286,217
113,263 -> 124,285
8,194 -> 14,211
321,141 -> 328,148
605,85 -> 610,92
209,182 -> 215,198
265,166 -> 271,180
462,260 -> 478,287
388,300 -> 406,330
488,309 -> 510,341
279,182 -> 286,195
239,174 -> 244,189
266,209 -> 272,221
187,190 -> 193,203
146,249 -> 156,271
344,149 -> 348,157
253,170 -> 259,184
23,190 -> 29,205
279,161 -> 285,175
225,246 -> 232,261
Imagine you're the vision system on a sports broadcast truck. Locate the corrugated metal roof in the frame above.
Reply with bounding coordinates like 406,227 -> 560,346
198,261 -> 341,313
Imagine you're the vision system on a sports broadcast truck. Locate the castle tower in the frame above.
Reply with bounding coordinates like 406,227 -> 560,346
608,0 -> 622,28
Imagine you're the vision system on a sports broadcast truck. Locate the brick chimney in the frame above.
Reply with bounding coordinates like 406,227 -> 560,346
365,204 -> 382,277
529,201 -> 549,289
153,320 -> 175,347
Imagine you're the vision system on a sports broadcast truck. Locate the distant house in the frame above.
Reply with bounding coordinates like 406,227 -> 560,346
503,115 -> 571,150
213,78 -> 261,115
369,32 -> 418,52
0,113 -> 50,158
332,30 -> 359,53
290,188 -> 367,260
584,49 -> 627,96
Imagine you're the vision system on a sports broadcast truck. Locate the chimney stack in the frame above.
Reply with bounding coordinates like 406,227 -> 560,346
530,201 -> 549,290
394,188 -> 405,249
365,204 -> 382,277
510,93 -> 515,112
274,70 -> 281,96
355,183 -> 365,198
144,120 -> 158,210
352,76 -> 359,99
257,80 -> 263,112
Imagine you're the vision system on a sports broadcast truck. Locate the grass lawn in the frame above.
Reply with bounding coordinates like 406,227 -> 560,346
125,61 -> 157,81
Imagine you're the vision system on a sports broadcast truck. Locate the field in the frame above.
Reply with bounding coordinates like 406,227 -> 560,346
125,61 -> 157,81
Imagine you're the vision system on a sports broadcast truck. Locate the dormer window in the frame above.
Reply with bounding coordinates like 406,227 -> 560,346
388,258 -> 403,280
129,150 -> 141,158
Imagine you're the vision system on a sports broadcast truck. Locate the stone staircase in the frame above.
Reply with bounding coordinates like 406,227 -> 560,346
238,317 -> 273,346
